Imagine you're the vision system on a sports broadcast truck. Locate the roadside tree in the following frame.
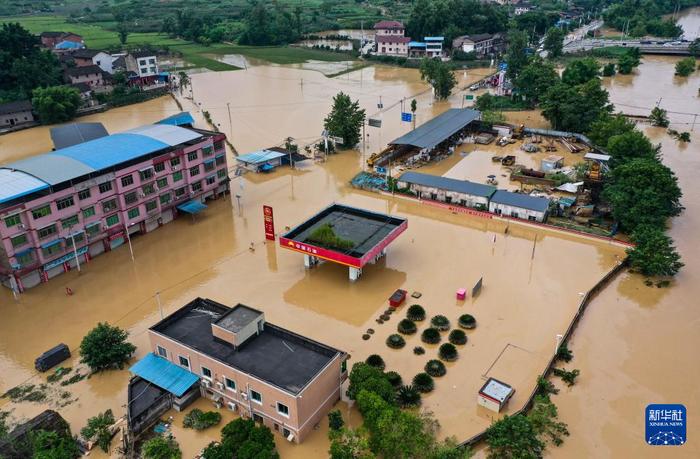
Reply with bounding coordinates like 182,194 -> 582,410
628,225 -> 684,276
587,114 -> 635,147
80,409 -> 115,452
674,57 -> 696,77
419,59 -> 457,100
543,27 -> 564,58
323,92 -> 366,148
515,58 -> 560,104
31,86 -> 81,124
648,107 -> 670,128
561,58 -> 601,86
606,130 -> 659,166
505,29 -> 529,80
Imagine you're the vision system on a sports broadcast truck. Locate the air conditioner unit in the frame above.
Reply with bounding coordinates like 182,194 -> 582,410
213,400 -> 222,409
139,192 -> 146,198
241,392 -> 248,400
172,166 -> 180,171
202,379 -> 212,388
216,382 -> 224,391
227,402 -> 237,411
18,224 -> 26,230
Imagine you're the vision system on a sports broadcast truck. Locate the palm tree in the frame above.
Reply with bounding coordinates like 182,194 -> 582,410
178,71 -> 190,95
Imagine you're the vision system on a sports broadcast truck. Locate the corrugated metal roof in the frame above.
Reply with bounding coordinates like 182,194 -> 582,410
237,150 -> 285,165
50,122 -> 109,149
130,353 -> 199,397
156,112 -> 195,127
0,169 -> 49,204
491,190 -> 550,213
127,124 -> 202,146
52,133 -> 169,170
398,171 -> 496,198
6,155 -> 96,185
390,109 -> 480,149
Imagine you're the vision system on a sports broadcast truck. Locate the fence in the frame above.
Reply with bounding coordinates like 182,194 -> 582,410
458,257 -> 629,448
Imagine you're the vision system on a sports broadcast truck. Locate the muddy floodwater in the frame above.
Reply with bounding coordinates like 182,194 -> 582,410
0,34 -> 698,459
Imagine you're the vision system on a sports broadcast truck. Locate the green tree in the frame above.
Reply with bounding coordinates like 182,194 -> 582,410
543,27 -> 564,58
31,429 -> 80,459
540,80 -> 611,133
481,110 -> 506,129
602,63 -> 616,77
329,409 -> 345,431
323,92 -> 366,148
32,86 -> 82,124
690,38 -> 700,57
649,107 -> 670,128
628,225 -> 683,277
587,114 -> 635,147
562,58 -> 601,86
617,48 -> 641,75
116,22 -> 129,45
419,58 -> 457,100
142,436 -> 182,459
515,58 -> 559,104
346,363 -> 395,404
329,427 -> 375,459
80,409 -> 115,452
485,414 -> 543,459
79,322 -> 136,372
505,29 -> 529,80
602,158 -> 683,232
527,395 -> 569,447
674,57 -> 696,77
606,130 -> 659,167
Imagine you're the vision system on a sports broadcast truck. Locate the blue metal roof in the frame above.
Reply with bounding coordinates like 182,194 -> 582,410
237,149 -> 285,165
409,41 -> 427,47
177,200 -> 208,214
0,169 -> 50,204
390,109 -> 480,150
55,40 -> 84,50
130,353 -> 199,397
424,36 -> 444,41
157,112 -> 195,127
398,171 -> 496,198
52,133 -> 170,170
490,190 -> 550,213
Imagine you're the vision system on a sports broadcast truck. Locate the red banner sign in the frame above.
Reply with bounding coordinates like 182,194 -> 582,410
263,205 -> 275,241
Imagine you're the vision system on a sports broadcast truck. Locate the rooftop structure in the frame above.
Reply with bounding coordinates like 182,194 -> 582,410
490,190 -> 550,213
0,100 -> 34,128
390,109 -> 481,150
478,377 -> 514,412
237,149 -> 287,172
373,20 -> 405,30
156,112 -> 195,127
49,123 -> 108,149
280,204 -> 407,280
397,171 -> 496,199
0,100 -> 32,116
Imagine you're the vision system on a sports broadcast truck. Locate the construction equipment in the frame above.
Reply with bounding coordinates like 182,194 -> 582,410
588,161 -> 602,181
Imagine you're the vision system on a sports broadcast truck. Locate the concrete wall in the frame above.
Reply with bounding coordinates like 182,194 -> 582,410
377,42 -> 408,56
477,394 -> 501,412
488,202 -> 546,222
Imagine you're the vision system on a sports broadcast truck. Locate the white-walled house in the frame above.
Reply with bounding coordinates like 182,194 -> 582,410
488,190 -> 550,222
397,171 -> 496,208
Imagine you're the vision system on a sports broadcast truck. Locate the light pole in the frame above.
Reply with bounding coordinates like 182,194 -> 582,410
124,223 -> 135,261
156,291 -> 164,319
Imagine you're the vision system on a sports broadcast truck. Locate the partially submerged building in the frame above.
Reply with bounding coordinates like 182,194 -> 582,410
477,377 -> 514,413
374,21 -> 410,56
0,101 -> 34,128
396,171 -> 496,208
129,298 -> 347,443
0,113 -> 229,291
489,190 -> 550,222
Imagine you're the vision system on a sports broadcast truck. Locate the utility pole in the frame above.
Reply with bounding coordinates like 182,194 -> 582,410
226,102 -> 233,138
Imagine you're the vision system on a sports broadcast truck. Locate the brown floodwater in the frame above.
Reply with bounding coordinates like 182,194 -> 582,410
0,46 -> 697,459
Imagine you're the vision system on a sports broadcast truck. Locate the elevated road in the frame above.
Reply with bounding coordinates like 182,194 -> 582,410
564,38 -> 691,55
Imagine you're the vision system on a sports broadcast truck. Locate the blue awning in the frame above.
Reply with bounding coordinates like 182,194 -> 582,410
177,200 -> 207,214
14,247 -> 33,257
130,353 -> 199,397
40,239 -> 62,249
203,158 -> 215,165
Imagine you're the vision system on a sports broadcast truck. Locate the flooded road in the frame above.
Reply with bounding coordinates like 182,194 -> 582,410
0,38 -> 697,459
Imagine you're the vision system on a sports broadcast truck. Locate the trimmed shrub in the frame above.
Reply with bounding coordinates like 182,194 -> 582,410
396,385 -> 421,408
385,371 -> 403,389
412,373 -> 435,393
380,314 -> 391,321
438,343 -> 458,362
448,329 -> 467,345
421,328 -> 441,344
430,315 -> 450,331
413,346 -> 425,355
425,359 -> 446,377
397,319 -> 417,335
362,334 -> 371,340
406,304 -> 426,321
458,314 -> 476,329
386,334 -> 406,349
365,354 -> 385,370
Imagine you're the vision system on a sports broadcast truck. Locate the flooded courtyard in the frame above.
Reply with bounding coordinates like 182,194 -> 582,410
1,23 -> 699,458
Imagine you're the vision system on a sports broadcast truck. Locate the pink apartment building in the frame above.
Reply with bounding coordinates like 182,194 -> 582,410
134,297 -> 348,443
0,114 -> 230,291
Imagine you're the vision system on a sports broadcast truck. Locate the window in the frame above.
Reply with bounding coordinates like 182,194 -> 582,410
225,378 -> 236,391
32,205 -> 52,220
250,390 -> 262,404
189,165 -> 200,177
159,193 -> 171,205
145,200 -> 158,212
172,171 -> 183,182
67,233 -> 85,248
78,189 -> 91,201
171,157 -> 181,168
149,58 -> 155,64
128,208 -> 140,219
277,402 -> 289,417
204,161 -> 215,172
157,177 -> 168,189
217,169 -> 227,179
341,359 -> 347,373
191,182 -> 202,193
61,215 -> 79,229
157,346 -> 167,358
528,216 -> 537,221
179,356 -> 189,368
82,206 -> 95,218
56,196 -> 74,210
215,155 -> 225,166
42,242 -> 62,257
86,223 -> 100,236
142,183 -> 155,196
201,367 -> 212,379
105,214 -> 119,227
11,234 -> 28,248
154,162 -> 166,173
98,181 -> 113,193
175,187 -> 187,198
102,199 -> 118,213
124,191 -> 138,205
139,168 -> 154,181
15,249 -> 33,265
187,151 -> 198,161
202,146 -> 214,156
121,175 -> 134,187
38,224 -> 57,239
4,214 -> 21,227
214,140 -> 224,151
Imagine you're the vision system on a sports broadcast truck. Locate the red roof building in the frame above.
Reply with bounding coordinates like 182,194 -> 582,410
373,20 -> 405,30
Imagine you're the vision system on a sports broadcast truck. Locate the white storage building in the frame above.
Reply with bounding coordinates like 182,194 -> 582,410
396,171 -> 496,209
489,190 -> 550,222
477,377 -> 514,413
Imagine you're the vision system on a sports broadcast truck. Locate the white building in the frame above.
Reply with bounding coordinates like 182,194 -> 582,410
396,171 -> 496,209
128,51 -> 159,77
374,20 -> 411,56
488,190 -> 550,222
478,378 -> 514,413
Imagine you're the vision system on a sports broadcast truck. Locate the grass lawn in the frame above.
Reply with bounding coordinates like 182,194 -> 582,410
2,16 -> 357,71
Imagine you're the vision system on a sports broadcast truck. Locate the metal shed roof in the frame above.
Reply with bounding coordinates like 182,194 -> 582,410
390,109 -> 480,149
490,190 -> 550,213
156,112 -> 195,127
5,155 -> 97,185
237,150 -> 285,165
0,169 -> 49,204
129,353 -> 199,397
50,122 -> 109,150
398,171 -> 496,198
126,124 -> 202,146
